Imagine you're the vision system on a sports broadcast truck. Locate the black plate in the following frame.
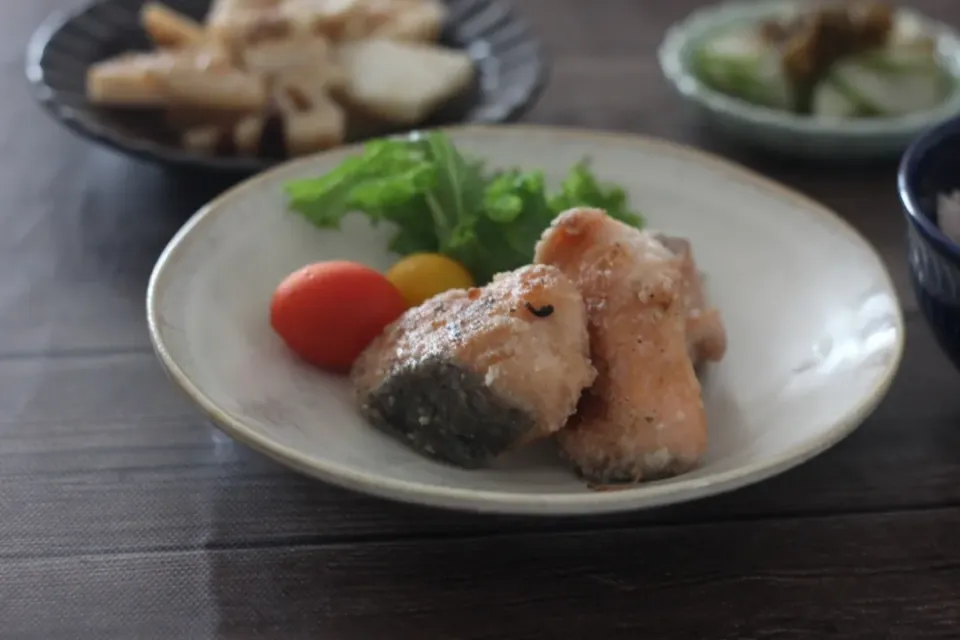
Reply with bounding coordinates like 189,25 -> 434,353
25,0 -> 548,174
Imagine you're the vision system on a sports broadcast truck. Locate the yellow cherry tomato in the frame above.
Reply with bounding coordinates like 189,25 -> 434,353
385,253 -> 475,308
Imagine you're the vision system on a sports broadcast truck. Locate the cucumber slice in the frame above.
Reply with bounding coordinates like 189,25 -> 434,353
855,47 -> 941,76
813,77 -> 871,119
692,30 -> 792,110
821,52 -> 952,117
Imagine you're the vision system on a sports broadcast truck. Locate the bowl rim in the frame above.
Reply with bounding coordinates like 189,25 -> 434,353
899,115 -> 960,262
146,123 -> 906,515
658,0 -> 960,138
24,0 -> 550,174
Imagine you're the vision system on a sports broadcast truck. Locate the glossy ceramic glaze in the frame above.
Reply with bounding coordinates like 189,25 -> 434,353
147,125 -> 904,515
659,0 -> 960,161
900,116 -> 960,373
26,0 -> 547,174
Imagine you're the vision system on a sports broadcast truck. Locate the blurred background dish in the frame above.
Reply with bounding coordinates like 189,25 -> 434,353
26,0 -> 547,174
900,114 -> 960,373
659,0 -> 960,161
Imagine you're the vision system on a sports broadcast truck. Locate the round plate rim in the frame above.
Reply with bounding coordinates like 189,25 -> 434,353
25,0 -> 550,174
146,123 -> 906,515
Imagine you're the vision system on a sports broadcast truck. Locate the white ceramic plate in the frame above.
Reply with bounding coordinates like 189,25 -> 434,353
147,125 -> 904,515
658,0 -> 960,161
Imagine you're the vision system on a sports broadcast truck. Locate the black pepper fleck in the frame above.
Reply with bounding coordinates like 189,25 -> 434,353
525,302 -> 554,318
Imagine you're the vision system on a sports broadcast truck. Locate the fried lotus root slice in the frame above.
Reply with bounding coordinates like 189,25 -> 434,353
351,264 -> 596,468
86,51 -> 181,106
87,43 -> 263,111
141,2 -> 205,49
271,68 -> 347,155
535,208 -> 710,484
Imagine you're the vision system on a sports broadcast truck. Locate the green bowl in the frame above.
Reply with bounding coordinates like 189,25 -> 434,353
658,0 -> 960,161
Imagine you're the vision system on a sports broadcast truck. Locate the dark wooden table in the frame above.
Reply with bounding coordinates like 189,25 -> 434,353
4,0 -> 960,638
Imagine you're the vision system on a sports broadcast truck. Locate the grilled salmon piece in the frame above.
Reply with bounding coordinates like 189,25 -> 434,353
535,208 -> 724,484
351,264 -> 596,468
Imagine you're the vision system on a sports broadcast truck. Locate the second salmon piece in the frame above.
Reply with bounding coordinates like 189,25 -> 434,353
535,207 -> 723,484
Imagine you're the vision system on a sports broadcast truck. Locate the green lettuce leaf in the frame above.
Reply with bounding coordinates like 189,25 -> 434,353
284,132 -> 644,284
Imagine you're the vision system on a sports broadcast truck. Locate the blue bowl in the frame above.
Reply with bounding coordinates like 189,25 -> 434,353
899,116 -> 960,370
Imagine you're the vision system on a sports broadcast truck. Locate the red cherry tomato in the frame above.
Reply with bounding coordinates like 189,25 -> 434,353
270,261 -> 406,373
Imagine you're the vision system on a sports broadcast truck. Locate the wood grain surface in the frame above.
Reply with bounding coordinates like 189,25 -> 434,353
3,0 -> 960,638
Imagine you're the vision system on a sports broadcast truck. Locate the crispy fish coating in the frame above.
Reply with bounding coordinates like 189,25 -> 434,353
351,264 -> 596,468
